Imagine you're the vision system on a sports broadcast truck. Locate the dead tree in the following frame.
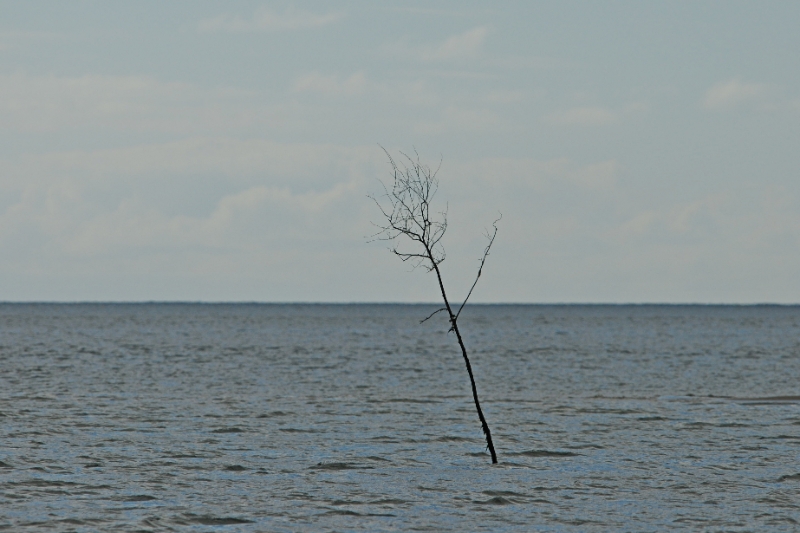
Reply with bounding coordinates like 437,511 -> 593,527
370,147 -> 499,464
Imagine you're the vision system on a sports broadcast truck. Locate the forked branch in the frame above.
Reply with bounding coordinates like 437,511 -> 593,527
369,146 -> 500,464
455,214 -> 501,323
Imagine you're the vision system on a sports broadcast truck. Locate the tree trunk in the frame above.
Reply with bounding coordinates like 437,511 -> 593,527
451,319 -> 498,463
430,255 -> 498,463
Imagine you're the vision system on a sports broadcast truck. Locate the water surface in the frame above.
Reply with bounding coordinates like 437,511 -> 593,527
1,304 -> 799,531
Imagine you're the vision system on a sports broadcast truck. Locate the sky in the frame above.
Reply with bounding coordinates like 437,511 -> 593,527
1,1 -> 799,303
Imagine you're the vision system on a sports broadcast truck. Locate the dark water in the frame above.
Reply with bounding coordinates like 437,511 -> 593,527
1,303 -> 800,531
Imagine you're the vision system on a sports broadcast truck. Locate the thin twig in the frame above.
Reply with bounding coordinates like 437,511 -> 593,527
369,146 -> 500,464
420,307 -> 448,324
455,214 -> 502,323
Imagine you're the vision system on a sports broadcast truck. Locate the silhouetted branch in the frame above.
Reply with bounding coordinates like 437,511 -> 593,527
420,307 -> 448,324
455,214 -> 501,323
369,145 -> 500,464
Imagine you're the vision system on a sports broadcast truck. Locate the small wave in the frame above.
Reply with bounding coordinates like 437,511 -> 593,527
310,462 -> 373,471
17,479 -> 78,487
365,455 -> 392,462
55,518 -> 106,526
483,490 -> 528,498
380,398 -> 441,404
257,410 -> 292,418
369,498 -> 408,505
736,395 -> 800,404
119,494 -> 158,502
182,514 -> 254,525
778,473 -> 800,482
514,450 -> 580,457
211,427 -> 244,433
467,452 -> 494,458
436,435 -> 473,442
369,435 -> 400,443
760,435 -> 800,441
475,496 -> 513,505
328,509 -> 396,517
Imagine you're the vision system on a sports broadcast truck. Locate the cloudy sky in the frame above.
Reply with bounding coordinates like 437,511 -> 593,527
2,1 -> 799,302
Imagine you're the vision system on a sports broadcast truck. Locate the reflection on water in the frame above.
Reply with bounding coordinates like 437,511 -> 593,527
1,303 -> 799,531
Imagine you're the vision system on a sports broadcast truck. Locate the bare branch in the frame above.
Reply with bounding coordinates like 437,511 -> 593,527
420,307 -> 448,324
371,145 -> 447,267
454,214 -> 501,322
369,146 -> 500,464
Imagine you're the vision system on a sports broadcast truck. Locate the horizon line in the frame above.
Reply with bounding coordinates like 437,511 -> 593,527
1,301 -> 799,306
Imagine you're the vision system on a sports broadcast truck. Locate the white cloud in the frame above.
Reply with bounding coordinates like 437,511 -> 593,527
292,71 -> 439,107
566,160 -> 619,189
294,71 -> 368,96
198,6 -> 343,33
486,90 -> 526,104
422,27 -> 487,61
2,138 -> 379,192
414,105 -> 501,134
611,211 -> 658,240
0,73 -> 261,134
621,101 -> 649,114
545,106 -> 617,126
445,156 -> 618,189
544,101 -> 646,126
0,70 -> 445,149
385,27 -> 488,63
668,197 -> 722,233
0,30 -> 62,52
492,55 -> 573,70
0,145 -> 622,268
0,139 -> 380,265
62,182 -> 358,255
703,79 -> 768,109
3,139 -> 800,302
606,193 -> 730,245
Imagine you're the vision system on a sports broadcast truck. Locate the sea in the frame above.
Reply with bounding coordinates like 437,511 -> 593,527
1,303 -> 799,532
